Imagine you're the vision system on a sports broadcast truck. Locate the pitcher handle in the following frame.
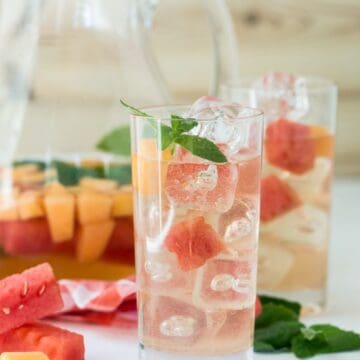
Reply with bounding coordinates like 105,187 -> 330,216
138,0 -> 240,101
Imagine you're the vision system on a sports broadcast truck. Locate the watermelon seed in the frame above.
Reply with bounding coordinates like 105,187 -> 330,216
38,284 -> 46,296
21,280 -> 29,297
18,304 -> 24,310
2,307 -> 10,315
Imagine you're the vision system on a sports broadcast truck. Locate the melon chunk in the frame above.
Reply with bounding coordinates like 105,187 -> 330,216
0,191 -> 19,221
76,220 -> 115,262
80,177 -> 118,192
0,323 -> 84,360
77,189 -> 113,224
18,191 -> 45,220
0,263 -> 63,334
0,352 -> 49,360
112,186 -> 133,217
44,184 -> 75,243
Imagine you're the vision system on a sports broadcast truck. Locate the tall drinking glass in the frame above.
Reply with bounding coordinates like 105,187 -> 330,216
130,101 -> 263,359
221,74 -> 337,312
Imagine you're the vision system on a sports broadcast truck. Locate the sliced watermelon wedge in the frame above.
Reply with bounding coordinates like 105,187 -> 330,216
0,323 -> 84,360
0,263 -> 63,334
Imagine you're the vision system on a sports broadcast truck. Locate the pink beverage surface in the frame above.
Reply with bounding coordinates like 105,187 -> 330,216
258,120 -> 334,294
135,154 -> 261,356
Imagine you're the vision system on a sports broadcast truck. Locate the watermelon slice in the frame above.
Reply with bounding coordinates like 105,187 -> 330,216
260,175 -> 301,222
165,216 -> 224,271
0,263 -> 63,334
0,323 -> 84,360
165,162 -> 238,213
3,220 -> 54,256
265,118 -> 316,174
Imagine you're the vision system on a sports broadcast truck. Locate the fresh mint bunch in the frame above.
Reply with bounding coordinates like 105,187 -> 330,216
97,100 -> 227,163
255,295 -> 360,358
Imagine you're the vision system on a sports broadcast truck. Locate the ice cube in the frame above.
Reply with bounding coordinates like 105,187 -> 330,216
142,250 -> 195,298
192,252 -> 256,311
166,163 -> 238,213
261,204 -> 328,248
219,198 -> 258,251
142,294 -> 206,346
137,197 -> 175,253
257,240 -> 295,289
252,72 -> 309,121
285,157 -> 332,202
186,96 -> 258,160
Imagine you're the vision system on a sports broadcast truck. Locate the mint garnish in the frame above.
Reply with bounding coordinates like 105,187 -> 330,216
97,100 -> 228,163
255,296 -> 360,358
97,125 -> 131,156
292,324 -> 360,358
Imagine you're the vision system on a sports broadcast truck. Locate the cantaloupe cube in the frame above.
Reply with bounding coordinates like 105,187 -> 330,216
80,159 -> 104,168
132,139 -> 172,196
112,186 -> 133,217
310,125 -> 334,157
11,165 -> 39,182
43,182 -> 68,195
18,191 -> 45,220
76,220 -> 115,262
0,353 -> 49,360
0,191 -> 19,221
44,184 -> 75,243
77,190 -> 113,224
80,177 -> 118,192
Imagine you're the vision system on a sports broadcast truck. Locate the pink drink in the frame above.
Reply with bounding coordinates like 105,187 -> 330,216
131,100 -> 263,359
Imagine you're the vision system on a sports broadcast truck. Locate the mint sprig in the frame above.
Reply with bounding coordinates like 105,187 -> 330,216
97,100 -> 227,163
255,296 -> 360,358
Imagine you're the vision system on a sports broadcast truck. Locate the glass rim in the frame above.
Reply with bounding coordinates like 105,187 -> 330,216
132,104 -> 264,125
221,75 -> 338,94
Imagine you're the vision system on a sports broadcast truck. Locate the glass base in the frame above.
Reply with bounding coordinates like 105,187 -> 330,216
139,345 -> 253,360
259,288 -> 326,316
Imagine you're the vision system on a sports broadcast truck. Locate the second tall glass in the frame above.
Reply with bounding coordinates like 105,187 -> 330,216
130,100 -> 263,359
221,74 -> 337,312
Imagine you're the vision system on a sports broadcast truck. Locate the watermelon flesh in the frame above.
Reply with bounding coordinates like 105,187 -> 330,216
0,263 -> 63,334
165,162 -> 238,213
260,175 -> 301,222
265,118 -> 316,175
3,220 -> 54,256
0,323 -> 84,360
165,216 -> 224,271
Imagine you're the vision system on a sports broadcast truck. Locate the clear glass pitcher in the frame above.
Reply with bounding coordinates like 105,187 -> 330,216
0,0 -> 239,280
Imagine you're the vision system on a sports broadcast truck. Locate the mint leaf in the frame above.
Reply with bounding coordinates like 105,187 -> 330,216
97,126 -> 131,156
119,99 -> 227,163
256,304 -> 299,329
292,324 -> 360,359
256,320 -> 304,352
254,341 -> 276,352
175,134 -> 227,163
171,115 -> 197,134
160,125 -> 174,150
259,294 -> 301,316
106,164 -> 132,184
120,99 -> 150,117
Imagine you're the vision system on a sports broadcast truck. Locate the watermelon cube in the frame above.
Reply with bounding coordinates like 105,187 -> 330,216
265,118 -> 316,174
3,220 -> 54,256
260,175 -> 301,222
0,263 -> 63,334
165,216 -> 224,271
0,323 -> 84,360
165,162 -> 238,213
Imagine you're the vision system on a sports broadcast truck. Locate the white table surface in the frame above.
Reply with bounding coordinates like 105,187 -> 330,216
52,177 -> 360,359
